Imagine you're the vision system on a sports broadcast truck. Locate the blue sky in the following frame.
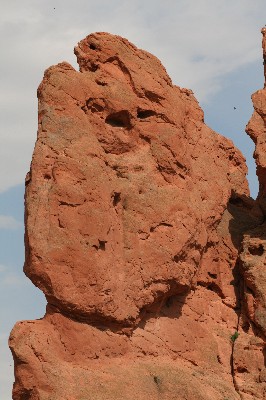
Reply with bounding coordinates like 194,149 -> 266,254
1,1 -> 265,398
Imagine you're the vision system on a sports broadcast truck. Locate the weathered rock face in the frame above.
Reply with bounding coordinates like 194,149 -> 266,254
9,31 -> 266,399
23,32 -> 250,327
231,27 -> 266,399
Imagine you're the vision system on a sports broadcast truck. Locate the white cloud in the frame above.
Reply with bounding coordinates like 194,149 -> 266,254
0,216 -> 22,230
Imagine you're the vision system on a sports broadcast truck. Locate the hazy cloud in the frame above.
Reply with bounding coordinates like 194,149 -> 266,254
0,216 -> 22,230
1,273 -> 26,287
0,263 -> 26,286
0,264 -> 7,272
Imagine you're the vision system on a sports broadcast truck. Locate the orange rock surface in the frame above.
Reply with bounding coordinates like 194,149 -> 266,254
9,31 -> 266,399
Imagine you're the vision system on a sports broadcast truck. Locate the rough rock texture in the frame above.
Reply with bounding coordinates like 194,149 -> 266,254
231,27 -> 266,399
9,31 -> 266,399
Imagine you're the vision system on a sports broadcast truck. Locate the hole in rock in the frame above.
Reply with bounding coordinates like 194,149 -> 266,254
44,173 -> 51,180
89,43 -> 97,50
96,79 -> 108,86
137,109 -> 157,119
237,366 -> 248,373
165,296 -> 174,308
174,160 -> 187,173
208,272 -> 217,279
105,110 -> 131,128
242,321 -> 250,332
98,240 -> 106,251
139,134 -> 151,144
153,376 -> 161,386
88,63 -> 99,72
112,192 -> 121,206
217,355 -> 222,364
206,282 -> 224,298
144,90 -> 164,103
86,98 -> 104,113
173,254 -> 182,263
93,240 -> 107,251
248,244 -> 264,256
134,165 -> 144,172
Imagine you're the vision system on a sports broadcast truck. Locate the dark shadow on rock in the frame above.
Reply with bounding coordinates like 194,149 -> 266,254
228,190 -> 264,307
136,292 -> 189,331
228,191 -> 263,249
46,287 -> 190,336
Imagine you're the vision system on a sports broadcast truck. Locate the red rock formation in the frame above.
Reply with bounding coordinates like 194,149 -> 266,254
9,31 -> 266,399
231,27 -> 266,400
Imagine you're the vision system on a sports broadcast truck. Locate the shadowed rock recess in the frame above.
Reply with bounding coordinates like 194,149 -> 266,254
9,31 -> 266,399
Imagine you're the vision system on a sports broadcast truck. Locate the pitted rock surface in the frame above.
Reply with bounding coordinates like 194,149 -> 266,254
9,31 -> 266,400
24,33 -> 248,326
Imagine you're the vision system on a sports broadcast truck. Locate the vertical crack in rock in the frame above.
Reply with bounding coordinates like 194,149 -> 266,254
230,269 -> 242,399
8,30 -> 266,400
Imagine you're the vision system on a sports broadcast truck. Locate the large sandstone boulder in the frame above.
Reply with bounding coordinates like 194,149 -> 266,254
23,32 -> 248,325
9,31 -> 266,399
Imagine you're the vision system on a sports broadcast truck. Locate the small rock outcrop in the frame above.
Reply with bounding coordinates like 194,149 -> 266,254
9,31 -> 266,399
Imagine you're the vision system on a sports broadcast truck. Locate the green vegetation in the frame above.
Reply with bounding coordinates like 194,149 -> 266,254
230,331 -> 239,343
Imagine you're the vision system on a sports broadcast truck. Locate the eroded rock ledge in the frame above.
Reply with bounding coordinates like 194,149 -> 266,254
9,31 -> 266,399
